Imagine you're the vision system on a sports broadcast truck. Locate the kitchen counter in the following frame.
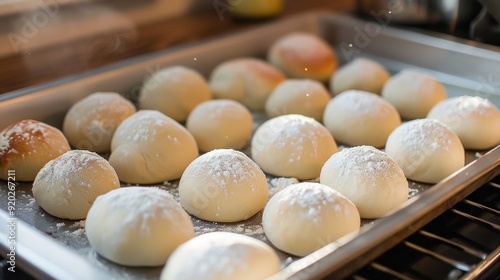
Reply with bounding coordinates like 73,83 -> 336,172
0,0 -> 354,94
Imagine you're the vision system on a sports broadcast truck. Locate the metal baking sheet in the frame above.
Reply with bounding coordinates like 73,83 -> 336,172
1,12 -> 500,280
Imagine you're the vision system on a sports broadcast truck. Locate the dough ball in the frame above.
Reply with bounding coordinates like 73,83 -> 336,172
330,57 -> 390,95
382,70 -> 447,119
109,110 -> 198,184
385,119 -> 464,184
323,90 -> 401,148
265,79 -> 331,122
139,66 -> 212,122
268,32 -> 337,82
427,96 -> 500,150
160,232 -> 281,280
186,100 -> 253,152
32,150 -> 119,220
63,92 -> 136,152
0,120 -> 70,181
86,187 -> 194,266
320,146 -> 408,219
209,58 -> 285,111
263,182 -> 360,257
179,149 -> 268,222
252,114 -> 338,180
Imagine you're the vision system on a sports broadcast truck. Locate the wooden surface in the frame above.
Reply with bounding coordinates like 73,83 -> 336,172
0,0 -> 354,94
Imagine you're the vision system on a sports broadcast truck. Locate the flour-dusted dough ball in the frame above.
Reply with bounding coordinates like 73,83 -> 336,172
385,119 -> 464,184
268,32 -> 337,82
330,57 -> 390,95
161,232 -> 281,280
179,149 -> 268,222
139,66 -> 212,122
427,96 -> 500,150
265,79 -> 331,122
86,187 -> 194,266
109,110 -> 198,184
0,120 -> 70,181
252,114 -> 338,180
382,70 -> 447,119
32,150 -> 119,220
320,146 -> 408,219
323,90 -> 401,148
263,182 -> 360,257
209,58 -> 285,111
63,92 -> 136,152
186,100 -> 253,152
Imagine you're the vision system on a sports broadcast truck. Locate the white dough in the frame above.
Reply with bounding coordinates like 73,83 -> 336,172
63,92 -> 136,152
179,149 -> 268,222
160,232 -> 281,280
139,66 -> 212,122
109,110 -> 198,184
186,100 -> 253,152
0,120 -> 70,181
32,150 -> 119,220
209,58 -> 285,111
268,32 -> 338,82
86,187 -> 194,266
427,95 -> 500,150
263,182 -> 360,256
323,90 -> 401,148
252,114 -> 338,180
382,70 -> 447,119
265,79 -> 331,122
320,146 -> 408,219
330,57 -> 390,95
385,119 -> 465,184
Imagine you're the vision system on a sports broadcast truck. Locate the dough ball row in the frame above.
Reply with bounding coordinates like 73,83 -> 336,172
1,31 -> 500,279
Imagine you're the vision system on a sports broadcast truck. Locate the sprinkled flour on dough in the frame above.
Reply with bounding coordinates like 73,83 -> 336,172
392,119 -> 452,152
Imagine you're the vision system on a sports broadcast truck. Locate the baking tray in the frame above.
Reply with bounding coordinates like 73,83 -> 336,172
1,12 -> 500,280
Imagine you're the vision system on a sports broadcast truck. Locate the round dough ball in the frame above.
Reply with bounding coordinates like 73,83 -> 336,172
385,119 -> 465,184
209,58 -> 285,111
323,90 -> 401,148
252,114 -> 338,180
186,100 -> 253,152
86,187 -> 194,266
109,110 -> 198,184
265,79 -> 331,122
139,66 -> 212,122
63,92 -> 136,152
0,120 -> 70,181
179,149 -> 268,222
330,57 -> 390,95
382,70 -> 447,119
263,182 -> 360,257
320,146 -> 408,219
32,150 -> 120,220
427,96 -> 500,150
160,232 -> 281,280
268,32 -> 337,82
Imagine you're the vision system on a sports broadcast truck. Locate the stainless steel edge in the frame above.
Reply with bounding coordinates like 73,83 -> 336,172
273,146 -> 500,279
0,211 -> 113,280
